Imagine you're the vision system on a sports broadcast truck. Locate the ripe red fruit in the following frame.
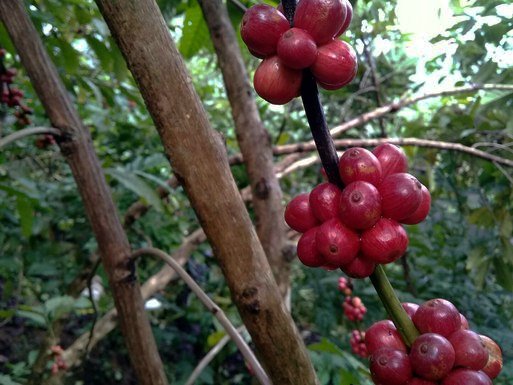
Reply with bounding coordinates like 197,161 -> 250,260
277,28 -> 318,69
309,182 -> 342,222
449,330 -> 488,371
254,56 -> 303,105
341,255 -> 375,278
460,314 -> 469,330
402,184 -> 431,225
315,219 -> 359,266
441,369 -> 492,385
412,299 -> 462,338
402,302 -> 419,318
479,335 -> 503,379
370,348 -> 413,385
312,39 -> 358,89
240,5 -> 289,57
297,227 -> 324,267
406,379 -> 438,385
361,218 -> 408,264
338,147 -> 382,186
285,193 -> 319,232
336,0 -> 353,36
379,173 -> 422,221
410,333 -> 455,381
293,0 -> 346,44
365,320 -> 407,355
372,143 -> 408,178
339,181 -> 382,230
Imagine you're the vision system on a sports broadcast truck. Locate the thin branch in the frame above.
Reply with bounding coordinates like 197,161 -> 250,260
0,126 -> 61,149
130,247 -> 271,385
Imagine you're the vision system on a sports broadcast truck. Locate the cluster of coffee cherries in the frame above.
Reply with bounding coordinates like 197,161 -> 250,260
366,299 -> 503,384
285,143 -> 431,278
0,48 -> 32,126
350,329 -> 367,358
49,345 -> 68,375
240,0 -> 356,104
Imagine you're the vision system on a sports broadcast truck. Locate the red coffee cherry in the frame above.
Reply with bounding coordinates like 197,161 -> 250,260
341,255 -> 375,278
449,330 -> 488,371
479,335 -> 503,379
285,193 -> 319,232
360,218 -> 408,264
254,56 -> 303,105
336,0 -> 353,36
365,320 -> 407,355
338,147 -> 382,186
339,181 -> 382,230
277,28 -> 318,69
297,227 -> 324,267
310,182 -> 342,222
240,4 -> 289,57
413,299 -> 462,338
370,348 -> 413,385
402,184 -> 431,225
315,218 -> 359,266
402,302 -> 419,318
379,173 -> 423,221
350,329 -> 368,358
372,143 -> 408,178
459,314 -> 469,330
410,333 -> 455,381
312,39 -> 357,89
406,378 -> 438,385
293,0 -> 346,44
441,369 -> 492,385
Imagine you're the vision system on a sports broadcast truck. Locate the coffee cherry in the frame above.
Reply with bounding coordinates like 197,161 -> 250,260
240,5 -> 289,57
336,0 -> 353,36
402,184 -> 431,225
312,39 -> 357,89
441,369 -> 492,385
460,314 -> 469,330
285,193 -> 319,232
350,329 -> 368,358
316,218 -> 359,266
410,333 -> 455,381
294,0 -> 346,44
341,255 -> 375,278
402,302 -> 419,318
479,335 -> 503,379
449,330 -> 488,371
372,143 -> 408,178
277,28 -> 318,69
406,379 -> 438,385
254,56 -> 302,105
338,147 -> 382,186
338,276 -> 353,295
370,348 -> 413,385
379,173 -> 422,221
412,299 -> 462,338
343,296 -> 367,322
339,181 -> 381,230
309,182 -> 342,222
360,218 -> 408,264
297,227 -> 324,267
365,320 -> 407,355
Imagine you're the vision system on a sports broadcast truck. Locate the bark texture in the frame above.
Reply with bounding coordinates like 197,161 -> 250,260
93,1 -> 318,383
0,2 -> 168,384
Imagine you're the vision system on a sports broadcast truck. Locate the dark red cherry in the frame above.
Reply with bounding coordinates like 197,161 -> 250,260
441,369 -> 492,385
412,299 -> 462,338
372,143 -> 408,178
449,330 -> 488,371
339,181 -> 381,230
341,255 -> 375,278
277,28 -> 318,69
379,173 -> 422,221
285,193 -> 319,232
297,227 -> 324,267
315,218 -> 359,267
294,0 -> 346,44
410,333 -> 455,381
402,184 -> 431,225
254,56 -> 303,105
360,218 -> 408,264
370,348 -> 413,385
365,320 -> 407,355
312,39 -> 358,89
310,182 -> 342,222
338,147 -> 382,186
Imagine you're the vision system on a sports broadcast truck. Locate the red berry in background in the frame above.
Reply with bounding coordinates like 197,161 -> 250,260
293,0 -> 346,44
338,276 -> 353,295
449,330 -> 488,370
370,348 -> 413,385
240,4 -> 289,58
316,218 -> 359,266
372,143 -> 408,178
338,147 -> 382,186
460,314 -> 469,330
365,320 -> 407,355
343,296 -> 367,322
479,335 -> 503,379
406,379 -> 438,385
310,182 -> 342,222
254,56 -> 303,105
339,180 -> 382,230
361,218 -> 408,264
285,193 -> 319,232
297,227 -> 324,267
402,184 -> 431,225
341,255 -> 375,278
312,39 -> 358,89
336,0 -> 353,36
277,28 -> 318,69
350,329 -> 368,358
441,369 -> 492,385
402,302 -> 419,318
379,173 -> 422,221
410,333 -> 455,381
412,299 -> 462,338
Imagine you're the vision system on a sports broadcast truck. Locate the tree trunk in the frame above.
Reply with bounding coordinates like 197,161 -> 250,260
0,2 -> 168,384
93,1 -> 318,383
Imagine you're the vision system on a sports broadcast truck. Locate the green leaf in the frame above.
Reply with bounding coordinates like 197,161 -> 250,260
178,3 -> 212,59
0,374 -> 22,385
16,308 -> 47,327
206,330 -> 226,347
16,196 -> 33,238
493,258 -> 513,291
44,296 -> 76,321
105,168 -> 165,212
56,39 -> 80,73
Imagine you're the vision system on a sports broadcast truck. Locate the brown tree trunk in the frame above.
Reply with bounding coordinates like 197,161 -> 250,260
0,2 -> 168,385
94,1 -> 318,383
197,0 -> 291,297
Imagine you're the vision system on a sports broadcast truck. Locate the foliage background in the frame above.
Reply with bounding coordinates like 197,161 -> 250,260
0,0 -> 512,384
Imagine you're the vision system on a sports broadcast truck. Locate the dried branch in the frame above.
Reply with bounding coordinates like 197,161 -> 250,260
0,126 -> 61,149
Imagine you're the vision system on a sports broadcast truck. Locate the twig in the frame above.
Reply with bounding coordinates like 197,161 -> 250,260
130,247 -> 271,385
0,126 -> 61,148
